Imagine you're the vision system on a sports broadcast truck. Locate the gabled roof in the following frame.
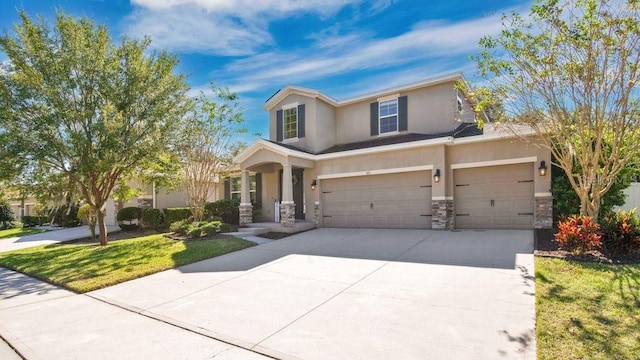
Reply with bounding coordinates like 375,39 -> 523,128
263,71 -> 465,110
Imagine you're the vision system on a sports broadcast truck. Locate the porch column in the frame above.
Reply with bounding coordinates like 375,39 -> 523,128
280,164 -> 296,227
239,169 -> 253,226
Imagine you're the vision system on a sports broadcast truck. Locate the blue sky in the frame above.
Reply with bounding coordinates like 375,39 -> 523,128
0,0 -> 531,140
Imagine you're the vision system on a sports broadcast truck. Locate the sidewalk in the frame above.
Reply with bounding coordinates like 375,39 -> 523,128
0,268 -> 269,360
0,225 -> 120,253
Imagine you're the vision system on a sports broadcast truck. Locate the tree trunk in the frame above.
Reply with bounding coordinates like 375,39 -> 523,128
97,208 -> 108,246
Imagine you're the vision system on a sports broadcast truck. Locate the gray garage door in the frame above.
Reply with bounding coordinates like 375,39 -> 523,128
454,163 -> 534,229
321,171 -> 432,229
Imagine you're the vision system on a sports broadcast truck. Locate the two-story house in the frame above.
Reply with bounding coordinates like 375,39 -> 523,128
234,72 -> 553,230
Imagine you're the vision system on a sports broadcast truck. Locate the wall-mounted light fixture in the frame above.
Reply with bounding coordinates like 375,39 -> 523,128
311,179 -> 317,190
433,169 -> 441,183
538,160 -> 547,176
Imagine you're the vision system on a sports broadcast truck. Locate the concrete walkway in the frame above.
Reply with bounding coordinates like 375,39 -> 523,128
0,225 -> 120,253
0,228 -> 536,359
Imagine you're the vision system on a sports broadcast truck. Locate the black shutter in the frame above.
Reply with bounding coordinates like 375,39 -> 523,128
370,102 -> 379,136
224,177 -> 231,200
276,110 -> 283,141
255,173 -> 262,207
398,95 -> 408,131
298,104 -> 305,138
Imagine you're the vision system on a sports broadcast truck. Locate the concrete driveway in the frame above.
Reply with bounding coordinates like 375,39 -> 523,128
88,228 -> 536,360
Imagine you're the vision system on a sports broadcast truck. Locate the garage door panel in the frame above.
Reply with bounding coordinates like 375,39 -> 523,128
322,171 -> 431,229
454,164 -> 534,229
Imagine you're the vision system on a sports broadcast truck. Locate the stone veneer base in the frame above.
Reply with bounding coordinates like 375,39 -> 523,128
280,202 -> 296,228
534,196 -> 553,229
432,199 -> 454,230
239,204 -> 253,226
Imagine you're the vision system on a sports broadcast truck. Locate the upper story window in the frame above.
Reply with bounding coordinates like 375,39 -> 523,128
456,94 -> 464,113
379,99 -> 398,134
283,107 -> 298,140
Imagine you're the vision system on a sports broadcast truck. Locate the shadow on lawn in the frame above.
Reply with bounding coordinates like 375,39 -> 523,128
537,262 -> 640,359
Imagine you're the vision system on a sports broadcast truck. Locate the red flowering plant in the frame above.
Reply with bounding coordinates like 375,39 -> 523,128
554,215 -> 602,255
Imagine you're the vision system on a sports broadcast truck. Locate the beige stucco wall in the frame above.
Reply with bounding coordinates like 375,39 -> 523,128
446,137 -> 551,195
315,99 -> 337,152
335,81 -> 459,145
269,93 -> 318,153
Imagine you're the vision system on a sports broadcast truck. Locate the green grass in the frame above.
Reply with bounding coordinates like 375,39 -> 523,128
536,257 -> 640,359
0,227 -> 47,239
0,233 -> 255,293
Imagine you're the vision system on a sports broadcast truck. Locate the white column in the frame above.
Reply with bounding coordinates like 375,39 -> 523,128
240,170 -> 251,205
282,164 -> 294,204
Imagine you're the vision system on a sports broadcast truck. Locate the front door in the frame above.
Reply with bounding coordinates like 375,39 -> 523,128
279,168 -> 305,220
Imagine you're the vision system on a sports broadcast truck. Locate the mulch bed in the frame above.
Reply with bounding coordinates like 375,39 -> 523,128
535,228 -> 640,264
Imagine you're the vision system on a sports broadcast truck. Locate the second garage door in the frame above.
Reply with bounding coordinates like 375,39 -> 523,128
322,171 -> 432,229
454,163 -> 534,229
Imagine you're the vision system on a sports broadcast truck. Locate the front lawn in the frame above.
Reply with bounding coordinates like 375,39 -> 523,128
0,227 -> 47,239
536,257 -> 640,359
0,233 -> 255,293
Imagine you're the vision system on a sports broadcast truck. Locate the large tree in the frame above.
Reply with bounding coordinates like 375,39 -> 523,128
178,84 -> 248,222
0,12 -> 189,245
472,0 -> 640,221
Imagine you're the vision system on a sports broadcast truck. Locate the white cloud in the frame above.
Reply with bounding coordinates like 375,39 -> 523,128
124,0 -> 365,55
215,11 -> 515,93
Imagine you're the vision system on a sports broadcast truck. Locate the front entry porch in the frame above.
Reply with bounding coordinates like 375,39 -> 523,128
234,144 -> 315,229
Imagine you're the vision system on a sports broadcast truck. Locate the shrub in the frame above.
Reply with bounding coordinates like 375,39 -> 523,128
53,203 -> 81,227
204,199 -> 240,225
170,220 -> 221,239
11,221 -> 23,229
77,204 -> 98,238
141,208 -> 164,230
219,223 -> 233,233
600,209 -> 640,255
169,219 -> 190,235
554,215 -> 602,254
117,207 -> 142,231
0,200 -> 16,229
21,216 -> 47,227
163,207 -> 192,226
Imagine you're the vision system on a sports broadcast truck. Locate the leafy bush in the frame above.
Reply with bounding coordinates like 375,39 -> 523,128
117,207 -> 142,231
204,199 -> 240,225
163,207 -> 192,226
0,200 -> 16,229
169,219 -> 190,235
219,223 -> 233,233
53,203 -> 81,227
554,215 -> 602,254
600,209 -> 640,255
170,220 -> 221,239
77,204 -> 98,238
141,208 -> 164,230
21,216 -> 47,227
11,221 -> 23,229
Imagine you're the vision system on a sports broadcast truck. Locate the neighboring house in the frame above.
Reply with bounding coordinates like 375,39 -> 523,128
233,72 -> 553,230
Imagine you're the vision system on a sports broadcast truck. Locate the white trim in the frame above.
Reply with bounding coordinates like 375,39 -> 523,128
234,137 -> 455,164
240,203 -> 253,207
377,131 -> 399,137
451,157 -> 537,170
377,93 -> 400,102
281,200 -> 295,205
281,102 -> 299,110
282,137 -> 299,144
432,196 -> 454,201
535,192 -> 553,197
318,165 -> 433,180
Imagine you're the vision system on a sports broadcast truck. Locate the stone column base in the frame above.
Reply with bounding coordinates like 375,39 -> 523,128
432,199 -> 454,230
313,201 -> 320,226
534,196 -> 553,229
280,201 -> 296,228
239,203 -> 253,226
